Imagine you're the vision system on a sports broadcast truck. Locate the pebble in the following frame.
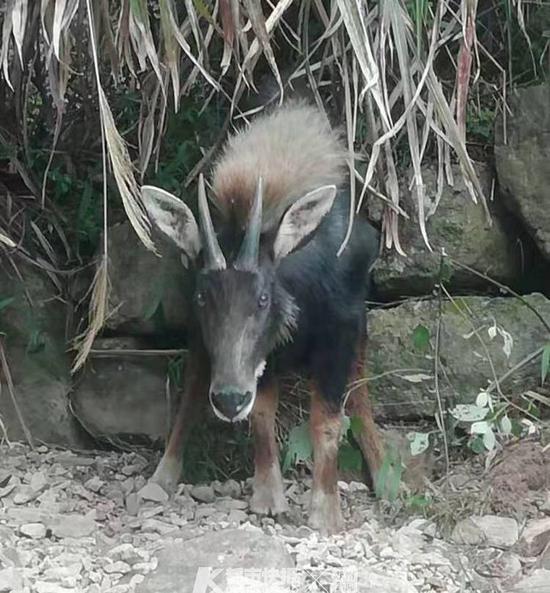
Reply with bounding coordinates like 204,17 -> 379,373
0,442 -> 546,593
19,522 -> 46,539
137,482 -> 169,503
190,485 -> 215,503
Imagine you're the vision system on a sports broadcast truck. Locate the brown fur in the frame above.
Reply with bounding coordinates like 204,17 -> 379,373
211,101 -> 346,230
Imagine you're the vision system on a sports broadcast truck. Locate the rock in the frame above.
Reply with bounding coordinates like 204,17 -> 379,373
126,493 -> 140,516
0,260 -> 85,447
138,482 -> 169,503
453,516 -> 518,549
518,517 -> 550,556
475,550 -> 522,580
508,569 -> 550,593
366,294 -> 550,418
70,342 -> 171,444
370,162 -> 523,299
104,561 -> 131,575
452,518 -> 484,545
29,471 -> 47,493
50,514 -> 97,538
190,485 -> 215,504
215,479 -> 242,498
477,516 -> 519,549
84,476 -> 104,493
495,84 -> 550,261
137,529 -> 293,593
19,522 -> 46,539
104,221 -> 191,334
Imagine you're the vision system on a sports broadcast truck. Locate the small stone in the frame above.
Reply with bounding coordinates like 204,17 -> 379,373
190,485 -> 215,503
215,479 -> 242,498
141,518 -> 178,535
20,522 -> 46,539
518,517 -> 550,556
476,550 -> 522,580
477,515 -> 519,549
85,476 -> 105,493
51,514 -> 97,538
0,482 -> 16,498
138,482 -> 169,503
227,510 -> 248,524
541,492 -> 550,514
126,493 -> 140,515
452,518 -> 484,545
13,489 -> 35,504
30,471 -> 48,493
348,481 -> 368,493
104,561 -> 131,575
215,498 -> 248,511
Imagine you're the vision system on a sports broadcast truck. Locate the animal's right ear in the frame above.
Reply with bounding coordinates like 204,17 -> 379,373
141,186 -> 201,259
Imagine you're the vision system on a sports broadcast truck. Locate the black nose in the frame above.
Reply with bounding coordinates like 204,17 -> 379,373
211,389 -> 252,421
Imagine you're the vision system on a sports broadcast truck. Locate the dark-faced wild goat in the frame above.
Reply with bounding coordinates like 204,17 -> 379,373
141,102 -> 384,534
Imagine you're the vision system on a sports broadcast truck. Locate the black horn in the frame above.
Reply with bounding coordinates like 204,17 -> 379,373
235,177 -> 263,271
198,173 -> 226,270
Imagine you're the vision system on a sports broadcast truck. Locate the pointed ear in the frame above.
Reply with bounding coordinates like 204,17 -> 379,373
273,185 -> 337,261
141,185 -> 201,259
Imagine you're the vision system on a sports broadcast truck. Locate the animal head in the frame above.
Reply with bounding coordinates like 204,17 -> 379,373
141,174 -> 336,423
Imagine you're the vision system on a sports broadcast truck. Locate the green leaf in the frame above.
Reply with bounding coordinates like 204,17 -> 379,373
541,344 -> 550,385
500,415 -> 512,435
407,432 -> 430,456
482,427 -> 496,451
283,421 -> 312,473
412,324 -> 430,351
450,404 -> 488,422
468,435 -> 485,454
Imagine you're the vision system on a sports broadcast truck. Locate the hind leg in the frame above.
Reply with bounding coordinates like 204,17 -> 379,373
250,379 -> 288,515
344,333 -> 384,485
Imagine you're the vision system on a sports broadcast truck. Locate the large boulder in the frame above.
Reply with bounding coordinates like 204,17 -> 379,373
369,163 -> 524,300
495,84 -> 550,261
0,260 -> 85,446
366,293 -> 550,419
104,222 -> 191,336
70,338 -> 173,444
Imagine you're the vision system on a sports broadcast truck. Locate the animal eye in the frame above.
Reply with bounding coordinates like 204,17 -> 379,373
258,293 -> 269,309
196,291 -> 206,307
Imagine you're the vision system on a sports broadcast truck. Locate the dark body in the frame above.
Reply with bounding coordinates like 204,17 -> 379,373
269,194 -> 378,404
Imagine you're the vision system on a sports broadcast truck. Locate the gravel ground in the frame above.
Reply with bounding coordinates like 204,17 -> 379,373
0,443 -> 548,593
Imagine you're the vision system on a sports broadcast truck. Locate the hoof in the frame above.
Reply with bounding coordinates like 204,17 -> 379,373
308,491 -> 343,535
250,484 -> 289,516
250,465 -> 289,516
149,454 -> 181,495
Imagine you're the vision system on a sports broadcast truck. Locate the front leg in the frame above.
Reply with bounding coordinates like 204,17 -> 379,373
249,379 -> 289,516
150,347 -> 209,494
309,386 -> 344,535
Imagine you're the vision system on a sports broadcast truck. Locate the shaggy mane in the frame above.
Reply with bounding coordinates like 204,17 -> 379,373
211,101 -> 346,231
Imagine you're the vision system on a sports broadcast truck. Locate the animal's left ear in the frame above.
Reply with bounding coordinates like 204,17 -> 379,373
273,185 -> 337,261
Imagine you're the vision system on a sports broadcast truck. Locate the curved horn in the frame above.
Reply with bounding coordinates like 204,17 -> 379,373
198,173 -> 226,270
235,177 -> 263,271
